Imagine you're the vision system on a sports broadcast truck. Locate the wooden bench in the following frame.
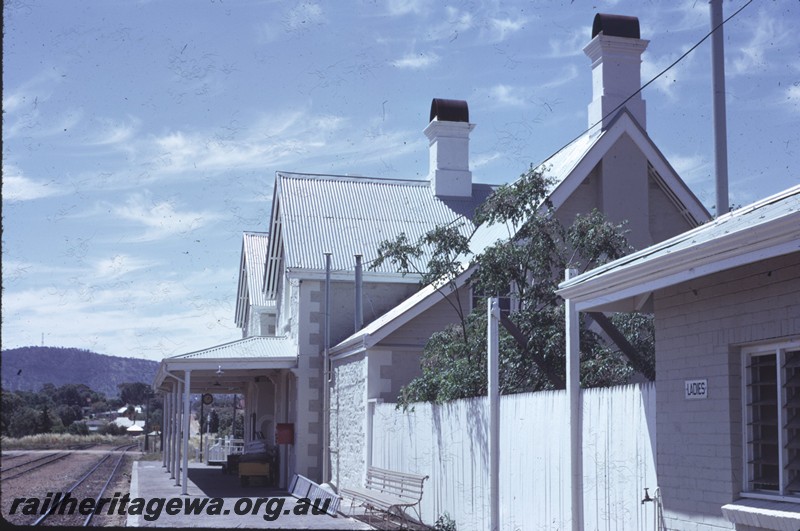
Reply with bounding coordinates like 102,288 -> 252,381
340,466 -> 428,526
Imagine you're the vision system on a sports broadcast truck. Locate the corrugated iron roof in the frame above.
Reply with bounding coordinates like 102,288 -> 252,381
242,232 -> 271,307
167,336 -> 295,361
277,172 -> 493,273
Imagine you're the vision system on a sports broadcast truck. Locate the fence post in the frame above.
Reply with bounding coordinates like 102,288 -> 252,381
488,297 -> 500,531
564,268 -> 583,531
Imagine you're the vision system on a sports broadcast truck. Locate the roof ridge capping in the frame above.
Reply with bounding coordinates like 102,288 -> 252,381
276,170 -> 430,187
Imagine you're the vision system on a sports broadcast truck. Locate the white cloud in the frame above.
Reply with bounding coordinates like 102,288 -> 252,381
135,108 -> 350,178
484,16 -> 527,42
472,152 -> 502,169
110,193 -> 223,242
536,65 -> 579,91
1,164 -> 66,202
84,106 -> 417,187
93,254 -> 157,279
2,91 -> 25,114
486,84 -> 527,107
1,267 -> 238,361
547,26 -> 590,58
284,2 -> 326,32
787,85 -> 800,112
641,46 -> 695,102
391,52 -> 440,70
425,7 -> 473,41
2,69 -> 61,116
729,9 -> 791,76
87,116 -> 140,146
258,2 -> 326,42
387,0 -> 426,16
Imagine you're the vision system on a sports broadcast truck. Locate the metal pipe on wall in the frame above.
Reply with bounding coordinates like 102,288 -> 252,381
354,255 -> 363,333
322,252 -> 332,484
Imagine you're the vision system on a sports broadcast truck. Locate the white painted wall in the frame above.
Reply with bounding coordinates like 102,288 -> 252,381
367,383 -> 657,530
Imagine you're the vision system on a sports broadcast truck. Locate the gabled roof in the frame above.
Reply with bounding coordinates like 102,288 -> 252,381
235,232 -> 273,327
557,185 -> 800,312
469,110 -> 708,256
263,171 -> 494,297
330,111 -> 711,354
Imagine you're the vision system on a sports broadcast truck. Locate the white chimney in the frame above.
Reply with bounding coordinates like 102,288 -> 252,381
584,14 -> 649,131
424,98 -> 475,198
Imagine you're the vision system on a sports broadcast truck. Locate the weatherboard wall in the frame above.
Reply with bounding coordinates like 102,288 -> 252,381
653,252 -> 800,530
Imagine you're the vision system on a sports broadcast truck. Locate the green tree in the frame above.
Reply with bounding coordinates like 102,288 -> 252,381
39,404 -> 54,433
1,391 -> 25,436
208,409 -> 220,434
375,165 -> 654,408
67,421 -> 89,435
55,404 -> 82,426
8,407 -> 40,437
118,382 -> 151,406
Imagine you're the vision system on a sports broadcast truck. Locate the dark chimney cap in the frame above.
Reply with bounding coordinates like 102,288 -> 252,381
592,13 -> 640,39
429,98 -> 469,123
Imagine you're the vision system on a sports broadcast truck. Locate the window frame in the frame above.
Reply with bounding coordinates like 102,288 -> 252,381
469,281 -> 519,315
740,339 -> 800,502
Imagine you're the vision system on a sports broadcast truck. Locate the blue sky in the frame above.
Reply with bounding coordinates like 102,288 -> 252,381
3,0 -> 798,362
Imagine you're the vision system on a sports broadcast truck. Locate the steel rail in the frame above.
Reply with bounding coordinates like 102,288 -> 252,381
32,444 -> 137,527
82,445 -> 134,527
1,452 -> 71,481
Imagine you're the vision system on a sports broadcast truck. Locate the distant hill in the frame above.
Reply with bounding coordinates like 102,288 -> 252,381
1,347 -> 159,398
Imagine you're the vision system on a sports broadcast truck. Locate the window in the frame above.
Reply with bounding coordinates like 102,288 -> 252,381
743,340 -> 800,498
470,282 -> 519,316
260,313 -> 277,336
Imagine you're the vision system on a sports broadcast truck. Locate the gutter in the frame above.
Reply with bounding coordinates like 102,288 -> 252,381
558,212 -> 799,307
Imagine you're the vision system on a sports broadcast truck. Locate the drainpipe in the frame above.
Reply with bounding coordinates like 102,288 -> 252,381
354,255 -> 363,333
710,0 -> 729,215
323,253 -> 332,484
487,297 -> 500,531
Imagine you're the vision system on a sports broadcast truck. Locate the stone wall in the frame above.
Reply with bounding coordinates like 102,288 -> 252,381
330,354 -> 366,490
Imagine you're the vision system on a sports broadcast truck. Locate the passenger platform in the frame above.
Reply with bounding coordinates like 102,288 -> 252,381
128,460 -> 372,529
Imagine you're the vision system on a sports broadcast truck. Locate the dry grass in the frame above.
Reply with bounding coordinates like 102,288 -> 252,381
0,433 -> 132,450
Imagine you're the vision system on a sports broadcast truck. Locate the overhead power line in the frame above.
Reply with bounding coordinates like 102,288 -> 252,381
537,0 -> 754,170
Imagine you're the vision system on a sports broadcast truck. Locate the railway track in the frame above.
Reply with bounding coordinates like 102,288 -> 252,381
1,444 -> 97,482
31,444 -> 137,527
2,452 -> 72,481
0,444 -> 138,527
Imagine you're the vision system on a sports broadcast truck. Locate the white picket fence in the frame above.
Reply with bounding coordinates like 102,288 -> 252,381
370,382 -> 657,530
